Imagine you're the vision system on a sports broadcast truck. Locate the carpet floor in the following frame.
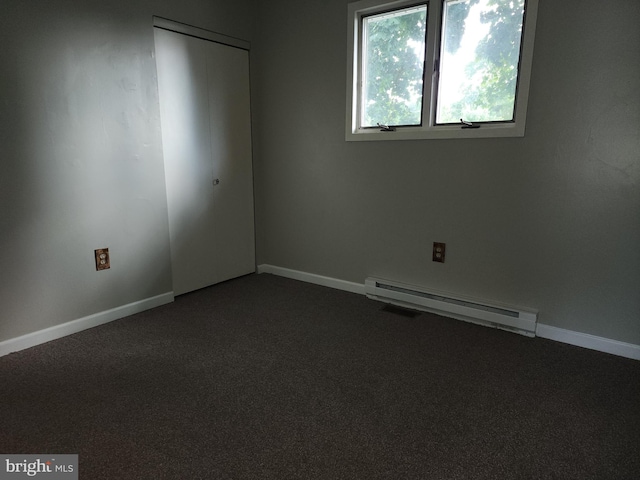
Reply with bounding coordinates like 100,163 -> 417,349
1,273 -> 639,479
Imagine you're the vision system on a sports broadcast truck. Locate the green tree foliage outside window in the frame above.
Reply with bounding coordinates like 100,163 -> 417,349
437,0 -> 526,124
361,5 -> 427,127
358,0 -> 526,128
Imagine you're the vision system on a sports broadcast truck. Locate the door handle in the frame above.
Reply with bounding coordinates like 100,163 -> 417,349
212,178 -> 220,186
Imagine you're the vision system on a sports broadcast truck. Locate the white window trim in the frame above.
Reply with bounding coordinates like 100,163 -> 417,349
346,0 -> 539,141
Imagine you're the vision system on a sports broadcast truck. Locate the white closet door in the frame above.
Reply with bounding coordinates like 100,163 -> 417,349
205,41 -> 256,288
154,28 -> 255,296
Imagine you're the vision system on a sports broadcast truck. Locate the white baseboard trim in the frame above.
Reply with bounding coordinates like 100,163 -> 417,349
257,264 -> 365,295
258,264 -> 640,361
536,324 -> 640,361
0,292 -> 174,357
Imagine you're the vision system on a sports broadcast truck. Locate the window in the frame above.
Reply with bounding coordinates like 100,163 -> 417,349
360,5 -> 428,128
346,0 -> 539,140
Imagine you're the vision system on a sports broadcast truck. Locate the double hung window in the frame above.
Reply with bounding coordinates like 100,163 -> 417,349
346,0 -> 539,140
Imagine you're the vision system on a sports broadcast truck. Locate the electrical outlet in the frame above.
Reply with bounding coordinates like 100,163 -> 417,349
432,242 -> 446,263
95,248 -> 110,270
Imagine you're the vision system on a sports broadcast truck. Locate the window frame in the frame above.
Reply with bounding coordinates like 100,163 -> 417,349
346,0 -> 539,141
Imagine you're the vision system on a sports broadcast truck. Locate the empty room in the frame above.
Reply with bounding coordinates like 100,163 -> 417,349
1,0 -> 639,479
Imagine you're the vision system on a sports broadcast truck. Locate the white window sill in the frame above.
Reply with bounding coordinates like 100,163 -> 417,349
346,122 -> 526,141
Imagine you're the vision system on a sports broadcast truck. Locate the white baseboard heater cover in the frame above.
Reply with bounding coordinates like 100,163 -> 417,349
365,277 -> 537,337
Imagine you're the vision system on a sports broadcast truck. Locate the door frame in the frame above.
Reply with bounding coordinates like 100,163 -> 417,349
153,16 -> 250,51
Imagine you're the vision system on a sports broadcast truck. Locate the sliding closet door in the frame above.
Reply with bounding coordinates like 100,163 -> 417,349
155,28 -> 255,296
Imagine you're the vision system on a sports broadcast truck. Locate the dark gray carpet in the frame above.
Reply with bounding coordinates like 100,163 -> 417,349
1,273 -> 639,479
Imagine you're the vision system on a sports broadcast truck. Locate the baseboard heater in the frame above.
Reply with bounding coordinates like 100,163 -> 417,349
365,277 -> 537,337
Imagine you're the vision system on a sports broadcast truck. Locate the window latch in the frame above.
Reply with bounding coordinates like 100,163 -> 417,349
377,123 -> 396,132
460,119 -> 480,129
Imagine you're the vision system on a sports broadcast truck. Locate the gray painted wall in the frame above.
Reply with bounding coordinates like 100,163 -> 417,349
252,0 -> 640,344
0,0 -> 253,342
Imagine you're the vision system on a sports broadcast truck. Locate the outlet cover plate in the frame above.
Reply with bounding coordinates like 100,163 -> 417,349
432,242 -> 446,263
95,248 -> 110,270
